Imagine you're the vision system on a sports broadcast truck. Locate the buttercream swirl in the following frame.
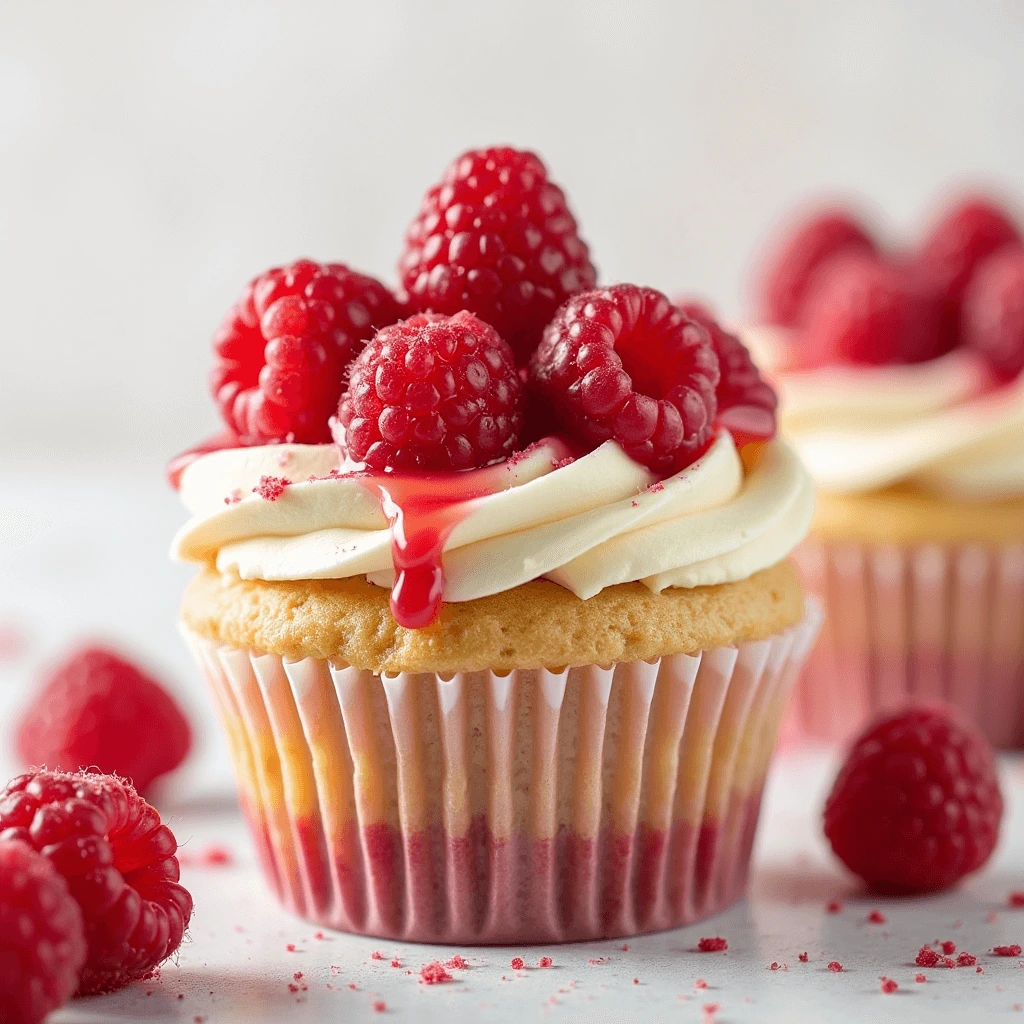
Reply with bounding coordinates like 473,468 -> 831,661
172,432 -> 814,603
741,329 -> 1024,500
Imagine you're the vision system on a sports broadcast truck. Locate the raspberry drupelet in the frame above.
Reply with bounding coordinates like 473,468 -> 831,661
212,259 -> 404,444
757,208 -> 877,327
529,284 -> 720,474
399,146 -> 597,365
824,705 -> 1003,893
0,838 -> 87,1024
337,310 -> 524,471
0,770 -> 193,996
16,646 -> 192,795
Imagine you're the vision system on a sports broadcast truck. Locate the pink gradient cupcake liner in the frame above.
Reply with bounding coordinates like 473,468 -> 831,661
785,540 -> 1024,748
182,599 -> 821,943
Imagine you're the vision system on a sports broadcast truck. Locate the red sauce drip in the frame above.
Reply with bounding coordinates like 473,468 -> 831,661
166,428 -> 241,489
363,438 -> 575,630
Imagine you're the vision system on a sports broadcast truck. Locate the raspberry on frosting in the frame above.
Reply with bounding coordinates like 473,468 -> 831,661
212,259 -> 404,444
824,705 -> 1003,893
337,311 -> 524,471
529,284 -> 720,474
963,244 -> 1024,382
757,208 -> 877,326
0,770 -> 193,996
0,838 -> 87,1024
16,646 -> 192,796
399,146 -> 597,365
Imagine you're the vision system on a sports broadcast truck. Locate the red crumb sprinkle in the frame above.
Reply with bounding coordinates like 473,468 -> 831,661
293,972 -> 303,981
444,955 -> 469,970
916,946 -> 941,967
1010,892 -> 1024,908
648,482 -> 665,493
867,910 -> 887,924
798,952 -> 809,963
633,978 -> 639,985
826,900 -> 843,914
538,957 -> 554,968
348,983 -> 357,990
370,951 -> 385,961
177,994 -> 184,1000
916,973 -> 927,983
621,944 -> 630,951
286,943 -> 297,952
941,957 -> 956,969
770,962 -> 780,971
703,1004 -> 720,1017
510,957 -> 525,971
551,456 -> 575,471
314,931 -> 326,940
698,937 -> 728,952
694,979 -> 708,989
420,961 -> 454,985
978,967 -> 984,973
941,940 -> 957,954
993,944 -> 1023,957
288,984 -> 298,993
827,961 -> 843,973
957,952 -> 979,966
373,1001 -> 387,1013
880,977 -> 898,994
390,959 -> 400,968
330,966 -> 340,975
254,475 -> 291,501
588,957 -> 608,965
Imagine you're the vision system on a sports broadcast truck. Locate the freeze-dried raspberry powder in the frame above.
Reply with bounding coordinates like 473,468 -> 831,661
694,979 -> 707,989
827,962 -> 843,973
769,962 -> 780,971
254,476 -> 290,501
867,910 -> 887,924
698,937 -> 728,952
370,952 -> 384,961
957,952 -> 978,966
880,977 -> 898,993
993,944 -> 1023,957
798,952 -> 809,963
419,962 -> 453,984
538,957 -> 553,968
916,973 -> 927,983
444,955 -> 469,970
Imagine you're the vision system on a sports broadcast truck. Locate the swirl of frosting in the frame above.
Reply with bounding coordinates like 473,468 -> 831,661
172,432 -> 814,603
742,330 -> 1024,500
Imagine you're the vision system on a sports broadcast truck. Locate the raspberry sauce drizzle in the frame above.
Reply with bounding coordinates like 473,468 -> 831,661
364,439 -> 575,630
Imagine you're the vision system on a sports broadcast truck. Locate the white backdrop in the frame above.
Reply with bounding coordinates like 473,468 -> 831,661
1,0 -> 1023,459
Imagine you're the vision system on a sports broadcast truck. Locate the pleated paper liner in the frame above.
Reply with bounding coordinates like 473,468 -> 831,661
785,540 -> 1024,748
182,598 -> 821,943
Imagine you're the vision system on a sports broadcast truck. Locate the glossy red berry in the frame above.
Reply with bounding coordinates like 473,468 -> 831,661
0,771 -> 193,996
963,244 -> 1024,382
824,706 -> 1003,894
0,838 -> 87,1024
529,284 -> 719,474
16,646 -> 192,795
337,311 -> 524,470
399,146 -> 597,365
677,301 -> 777,445
212,259 -> 404,444
757,209 -> 877,326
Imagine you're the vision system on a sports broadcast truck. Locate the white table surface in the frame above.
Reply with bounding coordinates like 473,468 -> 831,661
3,458 -> 1024,1023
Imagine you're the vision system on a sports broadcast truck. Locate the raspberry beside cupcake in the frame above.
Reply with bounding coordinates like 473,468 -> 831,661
171,146 -> 820,941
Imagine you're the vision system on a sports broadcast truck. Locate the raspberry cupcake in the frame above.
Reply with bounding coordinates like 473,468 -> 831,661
172,146 -> 820,943
749,194 -> 1024,748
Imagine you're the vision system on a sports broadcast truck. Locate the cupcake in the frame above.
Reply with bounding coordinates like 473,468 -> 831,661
749,193 -> 1024,748
172,146 -> 820,943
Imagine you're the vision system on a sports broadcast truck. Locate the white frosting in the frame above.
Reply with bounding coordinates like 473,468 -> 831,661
172,433 -> 813,602
740,334 -> 1024,500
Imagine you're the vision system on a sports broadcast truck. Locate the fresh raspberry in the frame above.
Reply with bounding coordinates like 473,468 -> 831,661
799,252 -> 944,367
212,259 -> 404,444
399,146 -> 597,365
678,302 -> 777,445
529,285 -> 719,474
963,245 -> 1024,381
337,311 -> 523,471
0,770 -> 193,996
0,839 -> 86,1024
915,195 -> 1022,345
16,646 -> 192,796
824,705 -> 1003,894
757,208 -> 877,326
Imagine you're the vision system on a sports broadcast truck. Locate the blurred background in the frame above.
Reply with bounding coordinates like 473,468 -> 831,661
1,0 -> 1022,796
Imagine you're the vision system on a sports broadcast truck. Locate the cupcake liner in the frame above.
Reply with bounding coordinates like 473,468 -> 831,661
786,539 -> 1024,748
182,599 -> 821,943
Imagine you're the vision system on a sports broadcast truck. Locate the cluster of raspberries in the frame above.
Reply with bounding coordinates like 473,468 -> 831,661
757,193 -> 1024,379
210,146 -> 778,476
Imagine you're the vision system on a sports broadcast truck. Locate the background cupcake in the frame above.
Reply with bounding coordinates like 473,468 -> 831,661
172,146 -> 820,943
747,192 -> 1024,747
